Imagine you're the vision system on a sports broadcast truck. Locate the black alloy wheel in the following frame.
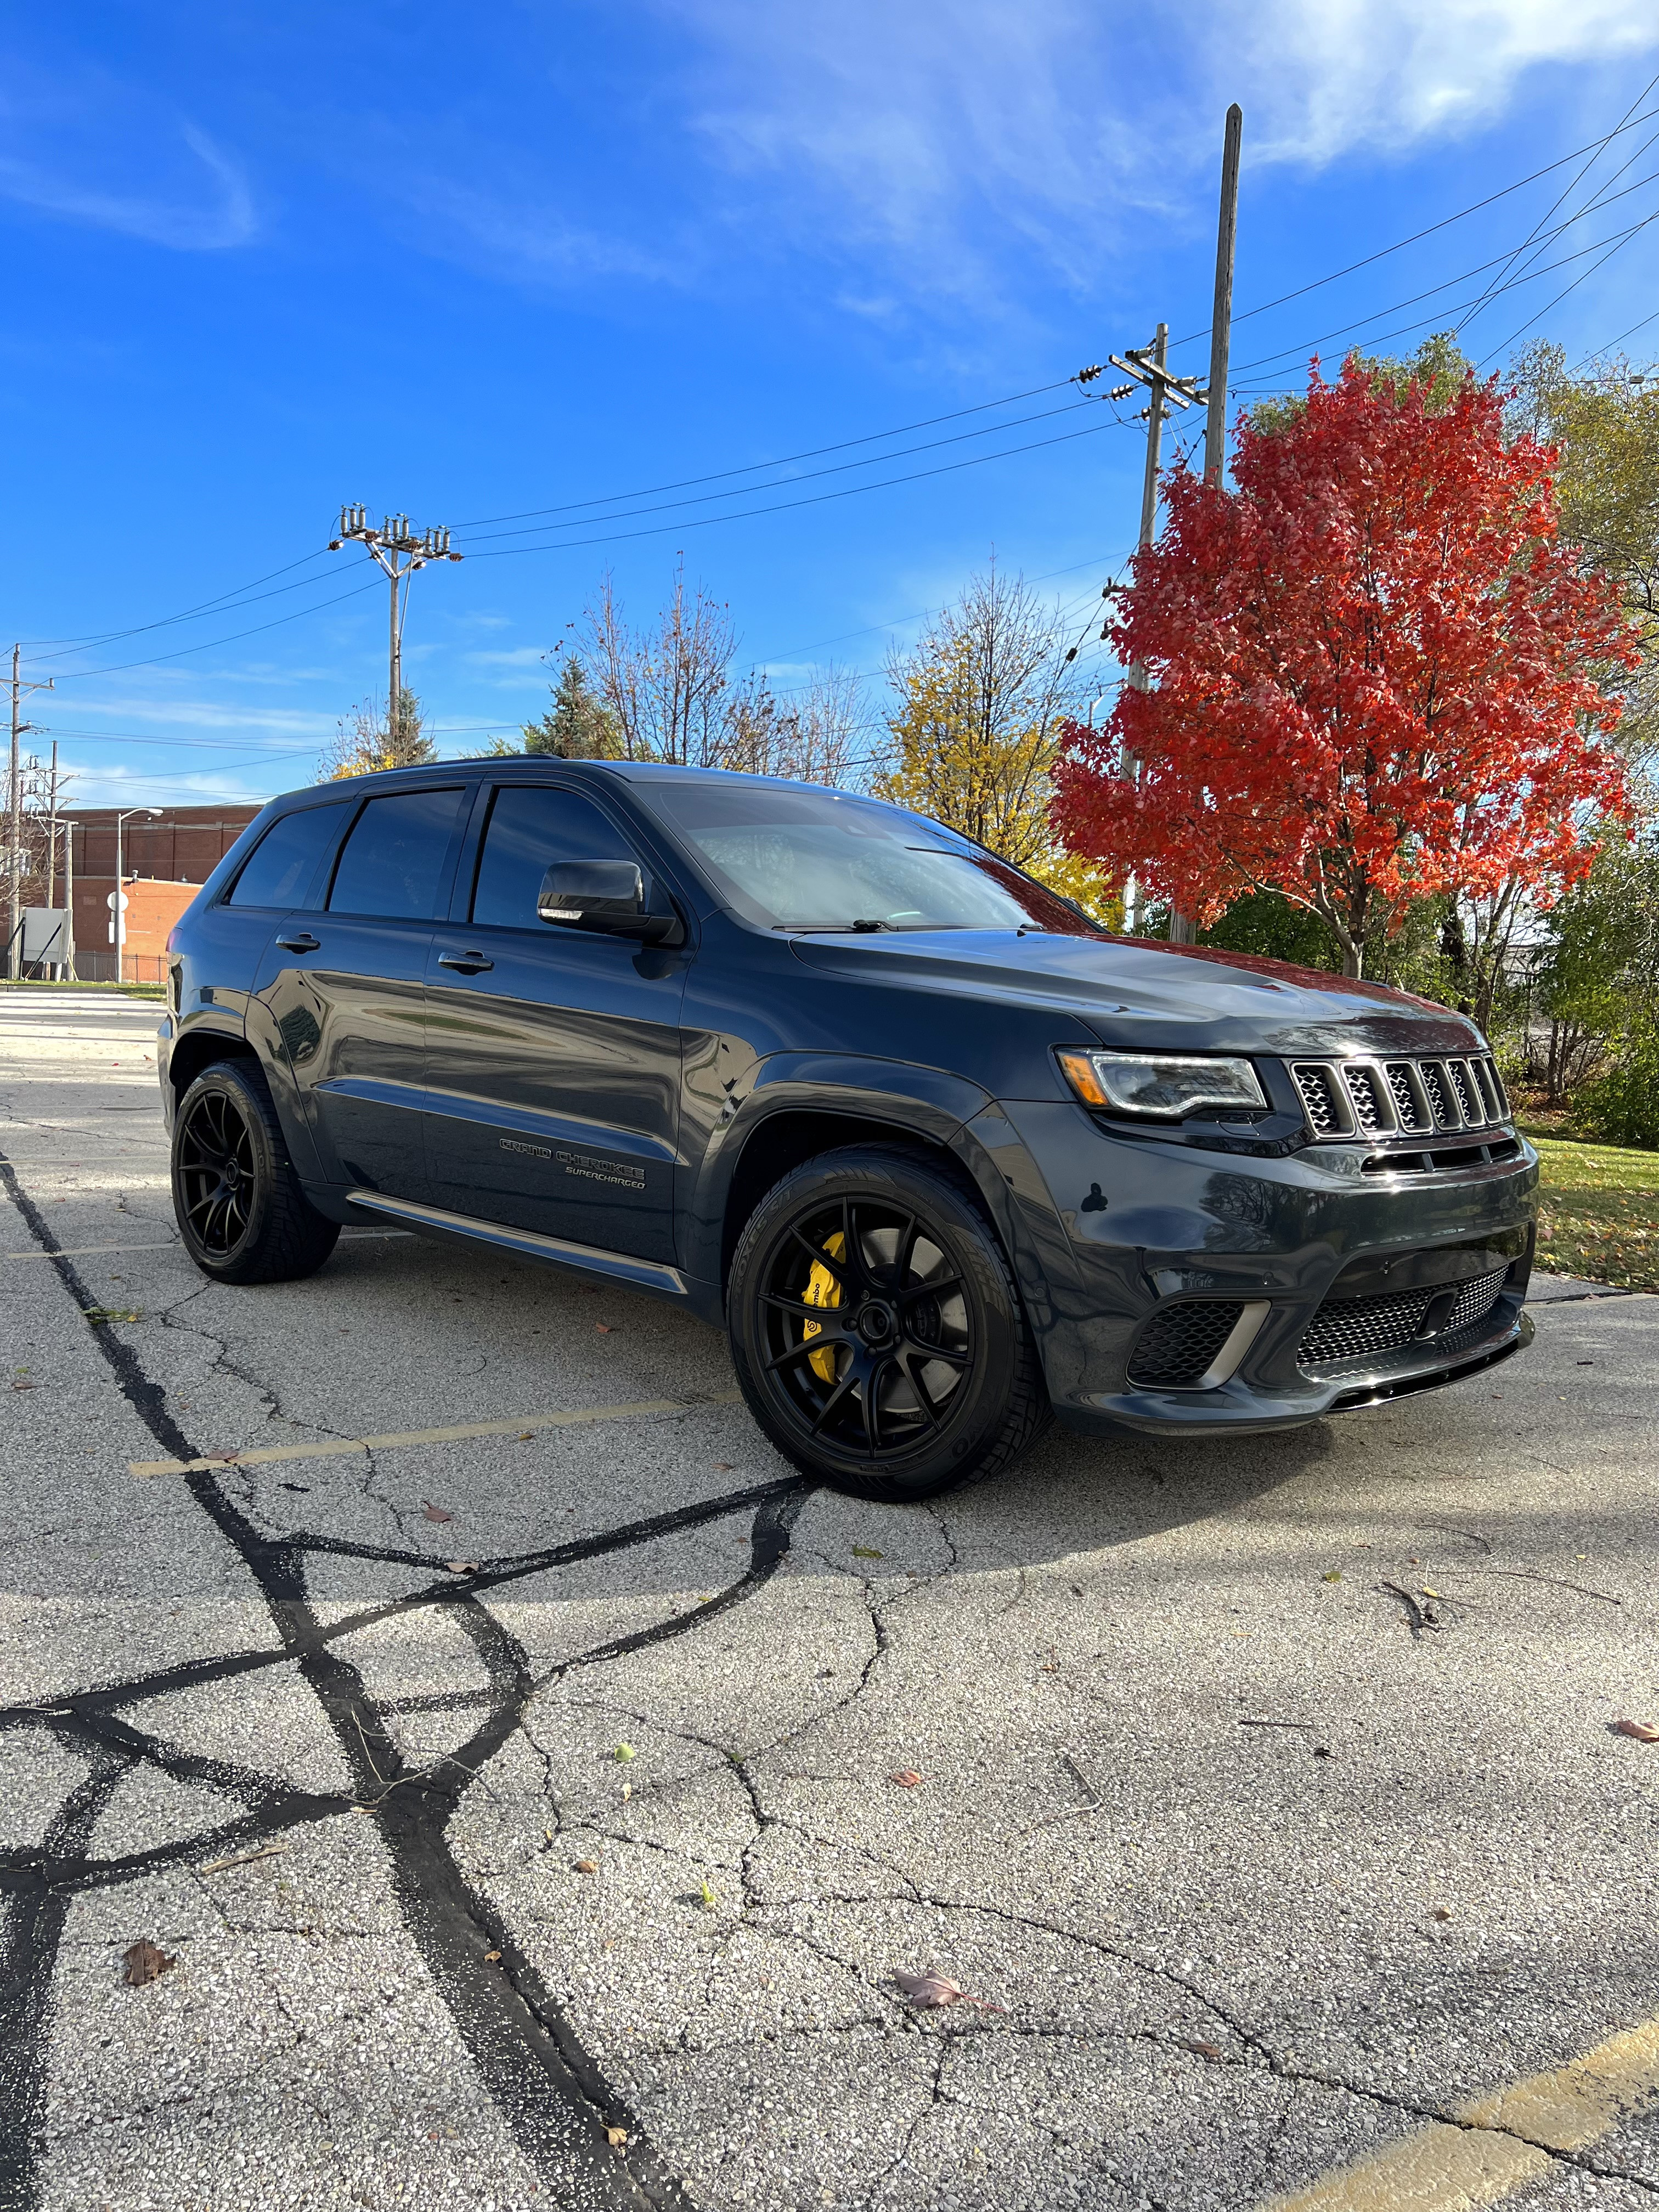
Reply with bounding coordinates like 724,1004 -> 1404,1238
171,1058 -> 340,1285
176,1086 -> 257,1260
727,1145 -> 1049,1502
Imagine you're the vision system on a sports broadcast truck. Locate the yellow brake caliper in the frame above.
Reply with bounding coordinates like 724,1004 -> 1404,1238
801,1230 -> 846,1383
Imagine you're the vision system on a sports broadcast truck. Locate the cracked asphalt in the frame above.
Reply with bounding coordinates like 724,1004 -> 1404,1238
3,987 -> 1658,2212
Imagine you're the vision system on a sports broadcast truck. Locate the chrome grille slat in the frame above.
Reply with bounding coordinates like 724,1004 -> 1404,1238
1383,1061 -> 1430,1132
1342,1063 -> 1393,1133
1448,1059 -> 1482,1126
1289,1054 -> 1510,1146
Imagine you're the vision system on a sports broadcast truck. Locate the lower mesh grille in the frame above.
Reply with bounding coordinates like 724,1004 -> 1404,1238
1445,1266 -> 1509,1333
1300,1287 -> 1431,1365
1128,1301 -> 1246,1388
1300,1265 -> 1511,1371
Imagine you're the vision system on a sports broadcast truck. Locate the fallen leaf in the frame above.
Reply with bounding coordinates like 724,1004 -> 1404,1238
516,1431 -> 535,1442
422,1501 -> 454,1523
574,1858 -> 600,1875
891,1769 -> 924,1788
82,1307 -> 142,1325
606,2126 -> 628,2150
1176,2036 -> 1223,2061
620,1781 -> 633,1801
853,1545 -> 883,1559
1431,1906 -> 1453,1921
1321,1569 -> 1342,1583
893,1963 -> 1007,2014
595,1323 -> 615,1334
713,1460 -> 735,1471
445,1561 -> 481,1575
1614,1717 -> 1659,1742
484,1949 -> 501,1962
1422,1585 -> 1443,1600
121,1940 -> 176,1988
613,1742 -> 637,1763
10,1380 -> 35,1390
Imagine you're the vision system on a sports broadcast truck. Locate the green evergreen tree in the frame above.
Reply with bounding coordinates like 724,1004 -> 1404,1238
522,654 -> 621,758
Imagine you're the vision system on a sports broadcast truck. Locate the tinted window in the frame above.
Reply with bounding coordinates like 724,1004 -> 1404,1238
635,780 -> 1102,936
328,789 -> 465,919
225,801 -> 353,909
471,785 -> 636,929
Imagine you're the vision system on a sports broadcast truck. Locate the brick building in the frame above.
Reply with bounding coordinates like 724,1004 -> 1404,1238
30,804 -> 263,983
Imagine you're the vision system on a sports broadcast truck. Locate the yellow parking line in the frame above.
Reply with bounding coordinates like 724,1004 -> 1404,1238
129,1389 -> 746,1478
1262,2015 -> 1659,2209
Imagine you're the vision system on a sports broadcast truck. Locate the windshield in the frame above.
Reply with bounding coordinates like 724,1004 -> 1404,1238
634,780 -> 1103,936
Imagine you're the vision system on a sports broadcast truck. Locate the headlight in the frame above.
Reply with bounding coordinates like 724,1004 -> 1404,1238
1057,1048 -> 1267,1119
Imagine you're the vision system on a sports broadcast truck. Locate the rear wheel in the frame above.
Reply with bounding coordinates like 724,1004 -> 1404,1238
172,1059 -> 339,1285
727,1145 -> 1049,1502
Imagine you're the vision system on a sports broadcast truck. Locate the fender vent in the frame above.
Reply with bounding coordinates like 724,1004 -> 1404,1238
1128,1301 -> 1247,1389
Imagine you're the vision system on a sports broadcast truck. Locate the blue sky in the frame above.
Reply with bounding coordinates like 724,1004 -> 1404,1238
6,1 -> 1659,810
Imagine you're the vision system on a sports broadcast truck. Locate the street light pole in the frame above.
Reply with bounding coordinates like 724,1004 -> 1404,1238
112,807 -> 161,985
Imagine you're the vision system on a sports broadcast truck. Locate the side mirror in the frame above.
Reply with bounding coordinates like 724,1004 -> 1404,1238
537,861 -> 682,945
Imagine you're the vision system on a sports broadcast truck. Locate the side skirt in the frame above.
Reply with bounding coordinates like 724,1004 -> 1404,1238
343,1188 -> 693,1302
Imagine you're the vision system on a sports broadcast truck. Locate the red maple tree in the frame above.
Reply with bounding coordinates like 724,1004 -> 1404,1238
1052,358 -> 1637,975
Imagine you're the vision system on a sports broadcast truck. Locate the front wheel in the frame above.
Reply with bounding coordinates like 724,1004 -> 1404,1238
727,1146 -> 1049,1502
172,1059 -> 340,1285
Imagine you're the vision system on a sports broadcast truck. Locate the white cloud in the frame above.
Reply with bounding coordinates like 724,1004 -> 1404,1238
1242,0 -> 1659,163
0,121 -> 255,251
678,0 -> 1659,288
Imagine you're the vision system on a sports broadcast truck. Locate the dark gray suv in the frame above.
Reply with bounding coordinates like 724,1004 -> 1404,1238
159,761 -> 1536,1501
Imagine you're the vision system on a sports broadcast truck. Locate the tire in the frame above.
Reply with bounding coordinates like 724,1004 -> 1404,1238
171,1058 -> 340,1285
727,1144 -> 1050,1502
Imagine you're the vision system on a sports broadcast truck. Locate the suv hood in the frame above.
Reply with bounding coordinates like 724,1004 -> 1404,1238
787,929 -> 1486,1057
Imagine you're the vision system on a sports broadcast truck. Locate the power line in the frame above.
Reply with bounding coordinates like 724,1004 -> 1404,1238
22,549 -> 338,662
449,379 -> 1081,532
1458,72 -> 1659,329
44,576 -> 383,683
1477,218 -> 1658,366
462,416 -> 1133,567
1169,98 -> 1659,353
456,396 -> 1108,550
1224,189 -> 1659,384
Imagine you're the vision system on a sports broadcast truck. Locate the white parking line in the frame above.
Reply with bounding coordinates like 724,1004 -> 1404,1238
129,1389 -> 746,1476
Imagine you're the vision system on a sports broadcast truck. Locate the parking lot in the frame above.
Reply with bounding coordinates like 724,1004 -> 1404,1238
3,986 -> 1658,2212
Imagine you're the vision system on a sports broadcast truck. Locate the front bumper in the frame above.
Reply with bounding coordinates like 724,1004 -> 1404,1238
980,1100 -> 1538,1436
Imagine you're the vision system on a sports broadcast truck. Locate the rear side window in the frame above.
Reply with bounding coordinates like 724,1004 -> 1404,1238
328,789 -> 466,919
225,801 -> 353,909
471,785 -> 637,929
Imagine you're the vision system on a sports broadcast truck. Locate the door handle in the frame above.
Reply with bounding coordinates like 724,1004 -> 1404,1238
275,932 -> 320,953
437,950 -> 494,974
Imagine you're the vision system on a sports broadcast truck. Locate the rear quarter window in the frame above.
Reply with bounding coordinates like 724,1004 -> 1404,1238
224,801 -> 354,909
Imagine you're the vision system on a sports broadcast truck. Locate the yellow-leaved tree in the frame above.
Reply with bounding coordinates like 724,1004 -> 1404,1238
876,565 -> 1119,923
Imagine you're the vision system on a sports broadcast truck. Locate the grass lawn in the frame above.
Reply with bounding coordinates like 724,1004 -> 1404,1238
1527,1132 -> 1659,1291
0,979 -> 166,999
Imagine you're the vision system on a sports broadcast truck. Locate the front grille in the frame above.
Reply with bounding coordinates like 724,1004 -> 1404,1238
1299,1264 -> 1513,1372
1128,1301 -> 1245,1389
1289,1054 -> 1509,1142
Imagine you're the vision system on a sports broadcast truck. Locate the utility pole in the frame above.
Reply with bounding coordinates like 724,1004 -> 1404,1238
1101,104 -> 1242,942
7,645 -> 54,980
1205,104 -> 1244,487
1105,328 -> 1206,934
331,508 -> 462,758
